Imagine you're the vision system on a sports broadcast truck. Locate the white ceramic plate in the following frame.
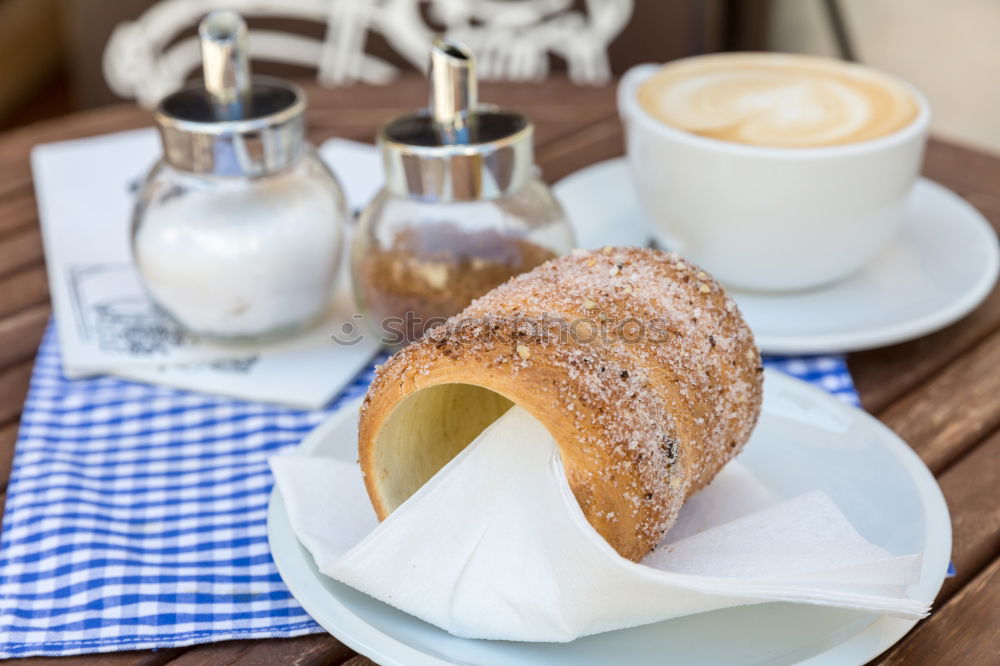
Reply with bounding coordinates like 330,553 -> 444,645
268,370 -> 951,666
553,158 -> 999,355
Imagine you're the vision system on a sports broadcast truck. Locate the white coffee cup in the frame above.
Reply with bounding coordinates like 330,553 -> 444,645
618,56 -> 931,292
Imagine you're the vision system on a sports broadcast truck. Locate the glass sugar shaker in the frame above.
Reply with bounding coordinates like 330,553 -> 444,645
131,11 -> 349,342
352,37 -> 575,345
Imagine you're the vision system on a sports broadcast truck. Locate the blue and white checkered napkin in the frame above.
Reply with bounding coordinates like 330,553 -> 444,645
0,323 -> 859,658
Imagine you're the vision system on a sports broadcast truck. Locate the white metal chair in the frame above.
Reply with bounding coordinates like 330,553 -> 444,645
104,0 -> 634,107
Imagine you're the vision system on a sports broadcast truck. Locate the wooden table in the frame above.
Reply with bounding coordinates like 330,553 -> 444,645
0,78 -> 997,665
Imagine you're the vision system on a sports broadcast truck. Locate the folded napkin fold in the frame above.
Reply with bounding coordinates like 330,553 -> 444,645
272,404 -> 927,643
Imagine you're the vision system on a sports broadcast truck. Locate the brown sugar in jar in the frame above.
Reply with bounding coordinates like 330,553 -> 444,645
355,221 -> 561,344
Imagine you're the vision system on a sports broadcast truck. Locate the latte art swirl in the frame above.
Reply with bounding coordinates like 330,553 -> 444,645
638,53 -> 919,147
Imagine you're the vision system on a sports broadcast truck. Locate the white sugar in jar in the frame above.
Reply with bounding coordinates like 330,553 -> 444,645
131,12 -> 348,342
133,156 -> 346,340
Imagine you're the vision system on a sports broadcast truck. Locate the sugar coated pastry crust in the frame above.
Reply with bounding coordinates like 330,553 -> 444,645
358,247 -> 763,561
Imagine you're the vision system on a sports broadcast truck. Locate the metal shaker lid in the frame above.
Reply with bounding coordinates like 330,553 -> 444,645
379,37 -> 534,202
153,11 -> 306,177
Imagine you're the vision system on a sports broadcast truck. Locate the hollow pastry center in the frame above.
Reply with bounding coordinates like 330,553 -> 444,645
638,53 -> 919,147
372,383 -> 514,512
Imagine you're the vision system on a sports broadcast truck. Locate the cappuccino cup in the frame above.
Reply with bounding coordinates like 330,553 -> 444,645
618,53 -> 930,292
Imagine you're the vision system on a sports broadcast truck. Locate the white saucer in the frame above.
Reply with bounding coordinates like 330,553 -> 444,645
554,158 -> 999,355
268,370 -> 950,666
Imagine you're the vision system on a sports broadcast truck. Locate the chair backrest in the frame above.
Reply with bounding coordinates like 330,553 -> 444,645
103,0 -> 635,107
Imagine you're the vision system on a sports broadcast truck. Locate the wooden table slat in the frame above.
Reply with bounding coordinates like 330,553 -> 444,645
879,327 -> 1000,473
849,285 -> 1000,414
0,170 -> 33,207
923,138 -> 1000,199
536,115 -> 623,183
0,264 -> 49,321
2,648 -> 185,666
0,302 -> 49,374
0,359 -> 33,424
0,193 -> 41,238
934,429 -> 1000,603
0,419 -> 20,490
0,226 -> 42,278
341,656 -> 379,666
162,634 -> 354,666
879,554 -> 1000,665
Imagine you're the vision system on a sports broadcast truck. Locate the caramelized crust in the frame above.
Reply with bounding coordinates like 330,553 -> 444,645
358,247 -> 763,561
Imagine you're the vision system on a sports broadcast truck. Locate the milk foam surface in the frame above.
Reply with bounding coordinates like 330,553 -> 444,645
638,53 -> 919,147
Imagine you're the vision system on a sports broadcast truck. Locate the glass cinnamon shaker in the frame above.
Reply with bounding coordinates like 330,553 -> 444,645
352,37 -> 574,345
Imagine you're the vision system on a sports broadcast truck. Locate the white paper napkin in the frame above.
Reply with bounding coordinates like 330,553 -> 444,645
271,405 -> 929,642
31,129 -> 382,408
